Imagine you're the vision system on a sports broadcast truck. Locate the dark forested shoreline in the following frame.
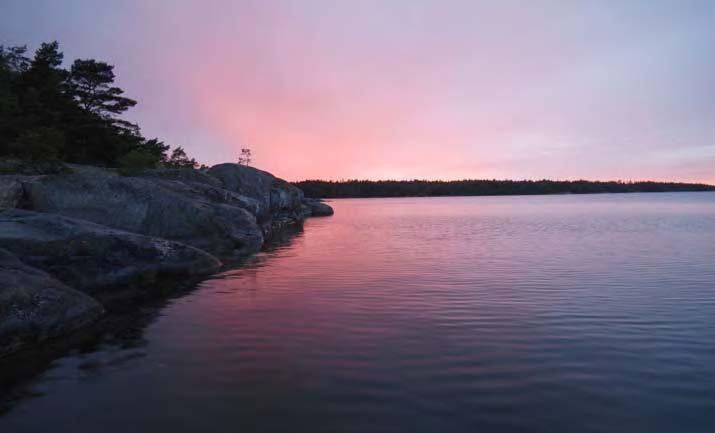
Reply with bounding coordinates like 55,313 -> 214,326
295,179 -> 715,199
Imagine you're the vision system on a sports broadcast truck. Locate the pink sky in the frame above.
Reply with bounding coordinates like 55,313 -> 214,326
3,0 -> 714,183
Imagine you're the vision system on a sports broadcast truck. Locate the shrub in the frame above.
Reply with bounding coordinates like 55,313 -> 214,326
10,127 -> 65,160
117,149 -> 157,175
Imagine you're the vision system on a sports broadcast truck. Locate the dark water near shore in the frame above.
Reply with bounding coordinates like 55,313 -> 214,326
2,193 -> 715,433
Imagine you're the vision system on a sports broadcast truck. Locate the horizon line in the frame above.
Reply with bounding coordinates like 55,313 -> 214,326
291,177 -> 715,187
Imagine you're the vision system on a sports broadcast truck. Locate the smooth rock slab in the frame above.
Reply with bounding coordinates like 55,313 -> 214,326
18,166 -> 263,255
0,208 -> 222,296
0,249 -> 103,357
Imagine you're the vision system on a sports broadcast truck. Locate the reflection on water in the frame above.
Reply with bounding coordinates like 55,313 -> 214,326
2,192 -> 715,433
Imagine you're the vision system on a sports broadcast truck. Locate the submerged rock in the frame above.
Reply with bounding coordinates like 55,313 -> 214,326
302,198 -> 334,217
0,249 -> 103,357
0,208 -> 221,296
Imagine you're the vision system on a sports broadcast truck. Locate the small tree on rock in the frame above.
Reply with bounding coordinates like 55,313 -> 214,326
238,147 -> 252,165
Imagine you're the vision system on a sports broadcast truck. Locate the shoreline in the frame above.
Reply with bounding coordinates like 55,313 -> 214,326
0,225 -> 304,412
0,160 -> 333,358
306,189 -> 715,200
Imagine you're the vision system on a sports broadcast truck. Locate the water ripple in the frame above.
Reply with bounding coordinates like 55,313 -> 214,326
2,193 -> 715,433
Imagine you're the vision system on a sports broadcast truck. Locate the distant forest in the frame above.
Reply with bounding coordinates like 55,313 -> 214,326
295,179 -> 715,198
0,41 -> 198,170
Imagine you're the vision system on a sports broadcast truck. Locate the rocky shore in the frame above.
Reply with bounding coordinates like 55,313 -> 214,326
0,161 -> 333,357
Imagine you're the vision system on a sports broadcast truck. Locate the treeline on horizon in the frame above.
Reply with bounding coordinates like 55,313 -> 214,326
0,41 -> 199,170
294,179 -> 715,198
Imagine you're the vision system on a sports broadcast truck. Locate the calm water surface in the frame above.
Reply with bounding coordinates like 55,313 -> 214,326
2,193 -> 715,433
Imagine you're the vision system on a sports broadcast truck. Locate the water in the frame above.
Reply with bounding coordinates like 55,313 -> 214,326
2,193 -> 715,433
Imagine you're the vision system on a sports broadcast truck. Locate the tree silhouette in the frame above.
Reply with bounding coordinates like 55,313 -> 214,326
167,146 -> 198,169
30,41 -> 63,70
68,59 -> 137,118
0,45 -> 30,72
0,39 -> 201,168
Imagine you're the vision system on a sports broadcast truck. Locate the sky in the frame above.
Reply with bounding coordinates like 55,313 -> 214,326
2,0 -> 714,182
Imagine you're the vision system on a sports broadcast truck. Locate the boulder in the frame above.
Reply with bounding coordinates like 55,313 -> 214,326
18,166 -> 263,255
0,208 -> 222,295
208,163 -> 305,218
302,198 -> 334,217
207,164 -> 275,207
0,248 -> 103,357
0,176 -> 25,208
139,170 -> 264,217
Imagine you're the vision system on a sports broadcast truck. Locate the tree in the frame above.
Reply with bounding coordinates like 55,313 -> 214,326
31,41 -> 63,70
238,147 -> 252,165
8,41 -> 73,159
166,146 -> 198,169
68,59 -> 137,119
22,41 -> 68,106
0,39 -> 200,168
22,41 -> 70,110
0,45 -> 29,152
64,58 -> 140,164
134,138 -> 170,164
0,45 -> 30,73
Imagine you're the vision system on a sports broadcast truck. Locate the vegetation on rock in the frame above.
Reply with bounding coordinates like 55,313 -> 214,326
0,41 -> 196,168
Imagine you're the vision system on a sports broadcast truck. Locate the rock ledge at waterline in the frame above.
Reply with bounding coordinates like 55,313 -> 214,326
0,161 -> 333,356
